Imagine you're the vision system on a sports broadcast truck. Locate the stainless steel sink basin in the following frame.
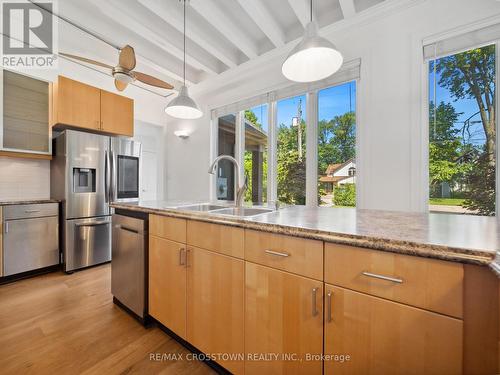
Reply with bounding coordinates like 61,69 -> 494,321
176,204 -> 227,212
211,207 -> 273,217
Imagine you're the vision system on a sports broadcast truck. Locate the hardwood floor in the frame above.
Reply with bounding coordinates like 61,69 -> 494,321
0,264 -> 216,375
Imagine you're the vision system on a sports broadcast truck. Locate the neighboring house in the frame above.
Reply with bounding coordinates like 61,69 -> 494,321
319,159 -> 356,192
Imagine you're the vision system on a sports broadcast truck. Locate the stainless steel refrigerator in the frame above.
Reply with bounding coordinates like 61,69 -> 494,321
51,130 -> 141,273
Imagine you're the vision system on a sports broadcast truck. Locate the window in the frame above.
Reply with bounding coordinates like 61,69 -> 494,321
428,44 -> 496,216
216,114 -> 236,201
317,82 -> 356,207
277,94 -> 306,205
244,104 -> 268,204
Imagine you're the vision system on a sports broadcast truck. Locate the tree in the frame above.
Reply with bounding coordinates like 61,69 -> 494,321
434,45 -> 496,215
244,109 -> 261,129
318,112 -> 355,173
277,121 -> 306,204
435,45 -> 495,165
428,102 -> 469,191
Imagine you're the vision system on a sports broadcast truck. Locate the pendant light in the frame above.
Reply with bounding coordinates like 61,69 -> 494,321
165,0 -> 203,119
282,0 -> 343,83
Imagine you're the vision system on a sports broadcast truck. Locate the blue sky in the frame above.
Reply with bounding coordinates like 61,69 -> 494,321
249,81 -> 357,134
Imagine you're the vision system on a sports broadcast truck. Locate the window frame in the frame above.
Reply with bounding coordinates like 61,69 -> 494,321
422,40 -> 500,216
210,78 -> 360,207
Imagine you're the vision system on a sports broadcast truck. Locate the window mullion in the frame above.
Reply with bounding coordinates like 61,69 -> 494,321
267,99 -> 278,204
306,91 -> 318,207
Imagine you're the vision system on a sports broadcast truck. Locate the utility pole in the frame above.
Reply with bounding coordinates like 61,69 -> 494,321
292,98 -> 303,161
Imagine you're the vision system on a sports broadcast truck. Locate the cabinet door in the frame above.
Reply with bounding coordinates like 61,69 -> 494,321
54,76 -> 100,130
187,247 -> 244,374
100,90 -> 134,136
149,235 -> 187,339
324,284 -> 463,375
3,70 -> 50,154
245,262 -> 323,375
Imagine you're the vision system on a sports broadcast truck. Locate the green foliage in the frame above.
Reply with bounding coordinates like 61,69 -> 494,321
318,112 -> 356,173
333,184 -> 356,207
430,45 -> 496,215
277,121 -> 306,205
244,110 -> 261,129
463,153 -> 496,215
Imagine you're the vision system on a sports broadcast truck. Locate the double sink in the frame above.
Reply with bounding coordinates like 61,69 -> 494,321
171,203 -> 274,218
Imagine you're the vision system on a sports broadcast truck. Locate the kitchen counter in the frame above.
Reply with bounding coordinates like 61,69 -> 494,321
0,199 -> 60,206
111,200 -> 500,272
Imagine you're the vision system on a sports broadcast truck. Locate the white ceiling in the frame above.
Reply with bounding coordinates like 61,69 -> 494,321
53,0 -> 385,93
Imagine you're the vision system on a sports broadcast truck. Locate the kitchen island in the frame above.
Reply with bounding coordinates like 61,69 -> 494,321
112,200 -> 500,375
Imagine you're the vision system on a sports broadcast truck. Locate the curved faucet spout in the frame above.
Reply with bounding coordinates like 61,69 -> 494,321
208,155 -> 247,208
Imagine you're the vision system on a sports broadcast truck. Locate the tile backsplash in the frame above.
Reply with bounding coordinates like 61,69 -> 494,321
0,157 -> 50,200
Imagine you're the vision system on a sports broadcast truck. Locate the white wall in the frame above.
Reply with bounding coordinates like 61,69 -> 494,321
0,158 -> 50,200
164,0 -> 500,211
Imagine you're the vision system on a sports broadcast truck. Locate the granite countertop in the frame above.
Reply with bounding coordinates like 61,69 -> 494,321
111,200 -> 500,274
0,199 -> 60,206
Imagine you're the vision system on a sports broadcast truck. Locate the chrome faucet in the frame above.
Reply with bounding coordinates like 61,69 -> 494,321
208,155 -> 248,208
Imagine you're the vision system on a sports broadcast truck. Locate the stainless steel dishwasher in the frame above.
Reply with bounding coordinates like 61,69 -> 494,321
111,212 -> 148,322
2,203 -> 59,276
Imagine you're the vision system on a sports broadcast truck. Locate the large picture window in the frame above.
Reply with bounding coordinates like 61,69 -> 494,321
428,44 -> 496,215
317,81 -> 356,207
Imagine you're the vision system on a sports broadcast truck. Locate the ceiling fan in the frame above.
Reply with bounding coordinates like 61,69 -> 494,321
60,45 -> 174,92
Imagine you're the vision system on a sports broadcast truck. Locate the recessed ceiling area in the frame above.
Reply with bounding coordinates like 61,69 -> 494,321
53,0 -> 386,91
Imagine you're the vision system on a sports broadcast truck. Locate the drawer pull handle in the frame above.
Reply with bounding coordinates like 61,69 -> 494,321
327,291 -> 333,323
264,249 -> 290,257
312,287 -> 319,316
24,210 -> 41,213
361,271 -> 403,284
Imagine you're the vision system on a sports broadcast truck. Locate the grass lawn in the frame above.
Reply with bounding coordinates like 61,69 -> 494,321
429,198 -> 465,206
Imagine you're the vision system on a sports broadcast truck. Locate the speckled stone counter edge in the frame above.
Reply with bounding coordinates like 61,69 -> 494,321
111,202 -> 497,269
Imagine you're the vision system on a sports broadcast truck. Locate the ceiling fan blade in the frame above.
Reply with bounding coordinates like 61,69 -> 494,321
59,52 -> 114,69
119,45 -> 136,70
134,71 -> 174,90
114,79 -> 128,92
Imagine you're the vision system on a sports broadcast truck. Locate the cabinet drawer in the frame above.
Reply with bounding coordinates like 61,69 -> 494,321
245,230 -> 323,280
3,203 -> 58,220
149,215 -> 186,243
187,220 -> 244,259
325,244 -> 463,318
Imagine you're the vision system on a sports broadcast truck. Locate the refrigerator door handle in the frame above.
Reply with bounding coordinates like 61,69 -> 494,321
104,150 -> 110,203
110,150 -> 117,202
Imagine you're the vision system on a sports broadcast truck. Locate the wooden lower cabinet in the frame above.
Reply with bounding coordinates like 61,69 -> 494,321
149,235 -> 187,339
245,262 -> 323,375
186,246 -> 245,374
324,284 -> 463,375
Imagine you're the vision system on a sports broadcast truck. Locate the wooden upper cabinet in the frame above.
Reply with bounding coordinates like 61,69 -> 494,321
187,247 -> 245,374
50,75 -> 134,136
100,89 -> 134,136
245,262 -> 324,375
324,284 -> 463,375
51,76 -> 100,130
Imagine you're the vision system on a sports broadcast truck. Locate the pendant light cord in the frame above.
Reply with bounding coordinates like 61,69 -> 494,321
183,0 -> 186,87
310,0 -> 313,22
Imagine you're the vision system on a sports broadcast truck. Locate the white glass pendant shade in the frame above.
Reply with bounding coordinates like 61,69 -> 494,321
282,21 -> 343,83
165,85 -> 203,120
